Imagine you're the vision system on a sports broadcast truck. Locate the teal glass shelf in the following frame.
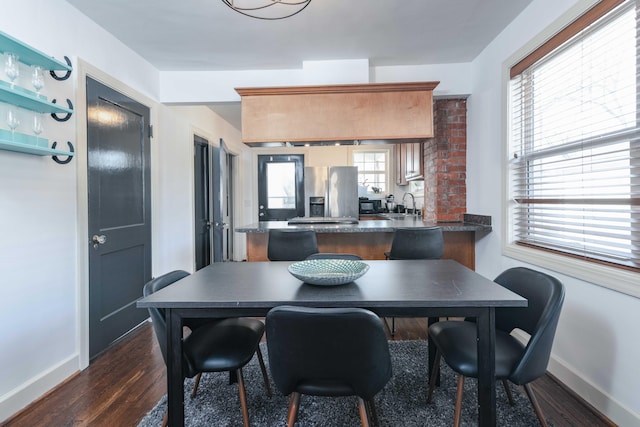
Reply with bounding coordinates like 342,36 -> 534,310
0,129 -> 73,157
0,80 -> 73,114
0,31 -> 72,71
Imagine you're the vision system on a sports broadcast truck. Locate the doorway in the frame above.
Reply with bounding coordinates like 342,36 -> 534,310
194,135 -> 212,270
257,154 -> 304,221
194,137 -> 235,265
86,77 -> 151,359
218,139 -> 235,261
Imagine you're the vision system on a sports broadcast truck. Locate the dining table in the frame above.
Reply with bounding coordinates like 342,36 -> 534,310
137,259 -> 527,427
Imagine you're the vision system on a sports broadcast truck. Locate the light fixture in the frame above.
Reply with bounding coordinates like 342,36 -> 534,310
221,0 -> 312,20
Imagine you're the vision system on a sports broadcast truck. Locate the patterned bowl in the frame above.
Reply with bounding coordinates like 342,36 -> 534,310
287,259 -> 370,286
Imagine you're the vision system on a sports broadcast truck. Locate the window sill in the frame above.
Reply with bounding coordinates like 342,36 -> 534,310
503,243 -> 640,299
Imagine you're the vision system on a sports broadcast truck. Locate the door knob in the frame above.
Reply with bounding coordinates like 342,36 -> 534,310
92,234 -> 107,249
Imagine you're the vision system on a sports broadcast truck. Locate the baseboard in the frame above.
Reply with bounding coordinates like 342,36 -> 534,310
547,354 -> 639,427
0,354 -> 79,423
511,330 -> 639,426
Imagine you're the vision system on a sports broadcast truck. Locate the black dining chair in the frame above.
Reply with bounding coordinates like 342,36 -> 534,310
384,226 -> 444,260
384,226 -> 444,335
266,305 -> 392,427
267,229 -> 319,261
143,270 -> 272,427
305,252 -> 363,260
427,267 -> 565,427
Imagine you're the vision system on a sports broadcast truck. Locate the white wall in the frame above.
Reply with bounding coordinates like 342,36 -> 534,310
0,0 -> 242,421
0,0 -> 159,420
155,105 -> 251,265
468,0 -> 640,425
160,62 -> 472,103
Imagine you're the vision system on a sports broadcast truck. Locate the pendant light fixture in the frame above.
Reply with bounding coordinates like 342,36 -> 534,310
221,0 -> 312,20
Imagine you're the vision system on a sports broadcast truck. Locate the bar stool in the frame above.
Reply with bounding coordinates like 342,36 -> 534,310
267,229 -> 319,261
384,227 -> 444,335
384,227 -> 444,260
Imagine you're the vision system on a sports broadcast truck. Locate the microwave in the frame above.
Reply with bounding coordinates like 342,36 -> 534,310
359,199 -> 382,214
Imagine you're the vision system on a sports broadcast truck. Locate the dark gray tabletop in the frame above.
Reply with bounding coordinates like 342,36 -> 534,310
137,260 -> 525,313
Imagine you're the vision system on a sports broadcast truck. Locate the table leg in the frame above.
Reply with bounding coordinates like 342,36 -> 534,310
476,307 -> 496,427
166,309 -> 185,427
427,316 -> 440,387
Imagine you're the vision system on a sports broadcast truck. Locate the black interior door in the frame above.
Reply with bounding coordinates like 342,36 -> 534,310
257,154 -> 305,221
194,136 -> 211,270
87,77 -> 151,359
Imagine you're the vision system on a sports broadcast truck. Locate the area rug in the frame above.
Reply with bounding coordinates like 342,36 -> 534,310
138,340 -> 543,426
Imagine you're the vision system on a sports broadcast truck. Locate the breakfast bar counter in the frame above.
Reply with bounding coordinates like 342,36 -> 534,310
236,214 -> 491,269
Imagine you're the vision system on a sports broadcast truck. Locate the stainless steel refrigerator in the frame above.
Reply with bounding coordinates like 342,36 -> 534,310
304,166 -> 359,219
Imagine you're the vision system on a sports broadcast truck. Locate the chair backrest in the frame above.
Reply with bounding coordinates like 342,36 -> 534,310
143,270 -> 190,365
306,253 -> 362,260
266,305 -> 392,400
388,227 -> 444,260
267,229 -> 319,261
493,267 -> 565,385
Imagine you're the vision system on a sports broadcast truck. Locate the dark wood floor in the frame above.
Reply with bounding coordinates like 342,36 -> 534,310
2,318 -> 615,427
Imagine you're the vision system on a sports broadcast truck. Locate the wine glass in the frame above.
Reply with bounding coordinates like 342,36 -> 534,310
31,65 -> 44,94
32,113 -> 43,141
7,109 -> 20,139
4,53 -> 19,88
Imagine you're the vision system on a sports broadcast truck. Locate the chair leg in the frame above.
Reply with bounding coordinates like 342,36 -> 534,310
236,368 -> 250,427
256,346 -> 272,397
523,383 -> 549,427
357,397 -> 371,427
364,398 -> 380,427
191,372 -> 202,398
287,392 -> 301,427
383,317 -> 395,337
502,379 -> 515,405
427,349 -> 442,403
453,375 -> 465,427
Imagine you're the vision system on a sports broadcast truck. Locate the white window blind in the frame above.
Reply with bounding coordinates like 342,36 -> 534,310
509,0 -> 640,270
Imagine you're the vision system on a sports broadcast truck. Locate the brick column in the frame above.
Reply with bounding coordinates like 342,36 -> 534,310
422,98 -> 467,222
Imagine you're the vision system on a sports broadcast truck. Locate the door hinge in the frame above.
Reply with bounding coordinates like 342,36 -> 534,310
148,124 -> 153,138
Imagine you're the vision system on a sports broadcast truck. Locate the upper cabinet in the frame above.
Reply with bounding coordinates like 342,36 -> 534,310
237,82 -> 439,146
404,142 -> 423,181
395,142 -> 423,184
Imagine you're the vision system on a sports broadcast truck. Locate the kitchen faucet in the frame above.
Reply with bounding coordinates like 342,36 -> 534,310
402,192 -> 416,215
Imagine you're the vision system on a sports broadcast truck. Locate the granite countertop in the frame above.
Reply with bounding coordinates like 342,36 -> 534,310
236,213 -> 492,233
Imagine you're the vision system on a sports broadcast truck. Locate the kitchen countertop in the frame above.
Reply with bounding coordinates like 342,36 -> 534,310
236,214 -> 492,233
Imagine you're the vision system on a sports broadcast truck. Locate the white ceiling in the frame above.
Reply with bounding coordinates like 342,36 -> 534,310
64,0 -> 533,127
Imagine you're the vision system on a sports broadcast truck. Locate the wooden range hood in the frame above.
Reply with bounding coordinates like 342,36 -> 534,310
236,81 -> 439,146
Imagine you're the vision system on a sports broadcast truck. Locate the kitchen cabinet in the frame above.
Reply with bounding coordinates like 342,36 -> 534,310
405,142 -> 423,181
395,142 -> 423,184
237,82 -> 438,145
395,144 -> 408,185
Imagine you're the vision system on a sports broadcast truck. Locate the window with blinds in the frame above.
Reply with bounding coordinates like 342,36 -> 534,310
509,0 -> 639,271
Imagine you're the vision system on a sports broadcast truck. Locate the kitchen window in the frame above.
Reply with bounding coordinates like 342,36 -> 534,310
352,149 -> 389,194
507,0 -> 639,286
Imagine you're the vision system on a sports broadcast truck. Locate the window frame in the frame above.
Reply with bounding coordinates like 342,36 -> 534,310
502,0 -> 640,298
350,147 -> 392,196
